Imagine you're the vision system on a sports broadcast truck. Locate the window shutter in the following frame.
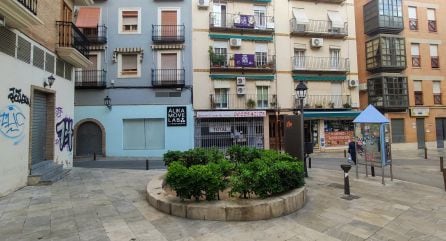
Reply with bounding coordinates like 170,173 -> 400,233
427,9 -> 436,21
411,44 -> 419,55
433,81 -> 441,94
255,44 -> 268,53
413,80 -> 422,91
122,54 -> 137,70
408,6 -> 417,19
430,45 -> 438,57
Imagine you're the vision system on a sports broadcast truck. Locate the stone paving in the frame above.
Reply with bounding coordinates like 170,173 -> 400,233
0,167 -> 445,241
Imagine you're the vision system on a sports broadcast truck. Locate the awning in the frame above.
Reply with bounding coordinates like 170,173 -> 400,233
292,8 -> 309,24
210,74 -> 275,81
151,44 -> 184,50
327,11 -> 344,29
75,8 -> 100,28
304,111 -> 361,119
209,34 -> 273,42
112,48 -> 144,63
293,74 -> 346,82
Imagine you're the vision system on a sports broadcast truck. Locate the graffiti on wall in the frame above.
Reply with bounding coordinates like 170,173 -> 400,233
56,117 -> 73,152
0,105 -> 26,145
55,107 -> 63,119
8,88 -> 30,106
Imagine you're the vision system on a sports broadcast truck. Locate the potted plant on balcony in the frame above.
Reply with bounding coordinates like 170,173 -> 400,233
315,103 -> 323,108
246,99 -> 256,109
343,102 -> 351,108
209,46 -> 225,67
328,102 -> 335,108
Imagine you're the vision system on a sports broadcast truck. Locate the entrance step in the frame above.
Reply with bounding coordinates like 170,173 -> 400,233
28,161 -> 69,185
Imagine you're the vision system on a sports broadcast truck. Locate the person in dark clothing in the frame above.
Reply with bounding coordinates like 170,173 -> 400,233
348,140 -> 357,164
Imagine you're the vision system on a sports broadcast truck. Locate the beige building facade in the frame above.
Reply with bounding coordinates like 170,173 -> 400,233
192,0 -> 359,151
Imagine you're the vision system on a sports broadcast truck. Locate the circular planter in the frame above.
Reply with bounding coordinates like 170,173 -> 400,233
146,174 -> 307,221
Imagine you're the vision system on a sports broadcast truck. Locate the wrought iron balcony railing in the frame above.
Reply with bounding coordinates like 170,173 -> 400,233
56,21 -> 90,57
292,56 -> 349,72
290,19 -> 348,37
151,69 -> 185,87
75,70 -> 106,88
210,53 -> 275,71
428,20 -> 437,32
152,25 -> 185,43
293,95 -> 352,109
210,94 -> 277,110
409,18 -> 418,31
431,56 -> 440,68
17,0 -> 37,15
79,25 -> 107,44
209,12 -> 274,32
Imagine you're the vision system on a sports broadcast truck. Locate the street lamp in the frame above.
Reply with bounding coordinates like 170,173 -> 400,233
295,80 -> 308,177
104,95 -> 112,110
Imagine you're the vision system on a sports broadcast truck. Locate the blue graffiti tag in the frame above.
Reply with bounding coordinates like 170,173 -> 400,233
56,117 -> 73,152
0,105 -> 26,145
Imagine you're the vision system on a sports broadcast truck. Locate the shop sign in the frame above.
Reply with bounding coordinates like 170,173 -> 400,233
410,107 -> 429,117
197,110 -> 266,118
209,125 -> 231,133
167,106 -> 187,126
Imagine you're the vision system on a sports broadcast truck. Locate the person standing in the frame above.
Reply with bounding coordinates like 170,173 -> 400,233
348,140 -> 357,165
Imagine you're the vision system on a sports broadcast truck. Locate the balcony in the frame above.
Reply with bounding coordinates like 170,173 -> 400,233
152,25 -> 185,43
290,19 -> 348,38
408,18 -> 418,31
428,20 -> 437,32
56,21 -> 91,68
74,0 -> 95,6
366,35 -> 406,73
0,0 -> 43,29
292,56 -> 349,73
79,25 -> 107,44
151,69 -> 185,88
294,95 -> 352,109
292,0 -> 345,3
364,0 -> 403,35
367,74 -> 408,112
75,70 -> 106,89
210,94 -> 277,110
209,12 -> 274,34
210,53 -> 275,73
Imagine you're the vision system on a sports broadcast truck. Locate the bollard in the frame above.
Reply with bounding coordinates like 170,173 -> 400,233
341,164 -> 351,196
424,147 -> 428,159
93,152 -> 96,161
146,159 -> 149,170
441,157 -> 444,172
371,165 -> 375,177
344,149 -> 347,158
443,169 -> 446,192
309,157 -> 312,169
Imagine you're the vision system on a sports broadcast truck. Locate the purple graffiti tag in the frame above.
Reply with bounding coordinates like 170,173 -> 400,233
0,105 -> 26,145
55,107 -> 63,118
56,117 -> 73,152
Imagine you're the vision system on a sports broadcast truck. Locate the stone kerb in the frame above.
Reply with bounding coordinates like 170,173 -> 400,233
146,174 -> 307,221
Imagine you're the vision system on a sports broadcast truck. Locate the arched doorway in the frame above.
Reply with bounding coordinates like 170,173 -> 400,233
75,121 -> 103,157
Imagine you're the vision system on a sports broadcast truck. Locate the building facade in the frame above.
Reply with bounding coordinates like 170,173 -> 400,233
74,0 -> 194,158
356,0 -> 446,149
0,0 -> 93,196
191,0 -> 359,151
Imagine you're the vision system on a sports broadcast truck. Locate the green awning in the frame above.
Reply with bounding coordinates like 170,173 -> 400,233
210,74 -> 275,80
304,111 -> 361,119
209,34 -> 273,42
293,75 -> 347,82
254,0 -> 271,2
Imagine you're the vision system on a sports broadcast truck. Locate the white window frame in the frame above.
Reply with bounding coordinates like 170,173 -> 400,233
254,6 -> 267,29
214,88 -> 229,109
408,6 -> 417,19
118,8 -> 141,34
256,86 -> 269,108
157,7 -> 181,25
157,50 -> 182,69
117,53 -> 141,78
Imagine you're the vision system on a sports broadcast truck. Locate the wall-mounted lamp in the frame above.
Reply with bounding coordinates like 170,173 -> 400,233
104,95 -> 112,110
44,75 -> 55,88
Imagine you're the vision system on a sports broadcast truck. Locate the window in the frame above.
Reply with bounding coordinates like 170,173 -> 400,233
294,49 -> 306,69
366,36 -> 406,70
214,88 -> 229,108
411,43 -> 420,67
212,42 -> 228,67
123,119 -> 165,150
255,44 -> 268,67
119,9 -> 140,34
118,53 -> 140,78
257,86 -> 269,108
427,9 -> 437,32
433,81 -> 442,104
408,6 -> 418,30
254,6 -> 266,29
430,44 -> 439,68
330,48 -> 340,68
413,80 -> 423,105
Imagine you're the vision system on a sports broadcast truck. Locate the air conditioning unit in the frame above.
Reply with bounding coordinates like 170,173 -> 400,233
348,79 -> 359,88
197,0 -> 209,8
310,38 -> 323,48
236,77 -> 246,86
0,15 -> 5,27
229,38 -> 242,47
236,86 -> 246,95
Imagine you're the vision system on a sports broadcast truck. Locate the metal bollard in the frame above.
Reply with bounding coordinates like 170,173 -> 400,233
424,147 -> 428,159
341,164 -> 351,196
309,157 -> 312,169
441,157 -> 444,172
93,152 -> 96,161
146,159 -> 149,170
371,165 -> 375,177
443,169 -> 446,192
344,149 -> 347,158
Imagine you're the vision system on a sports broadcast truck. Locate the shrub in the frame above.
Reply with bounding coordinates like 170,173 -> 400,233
163,150 -> 183,167
164,148 -> 225,167
227,145 -> 262,164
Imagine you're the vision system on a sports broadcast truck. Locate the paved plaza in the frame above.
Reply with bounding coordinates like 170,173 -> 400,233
1,159 -> 445,241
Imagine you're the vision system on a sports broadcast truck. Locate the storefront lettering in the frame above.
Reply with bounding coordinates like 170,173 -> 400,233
167,106 -> 187,126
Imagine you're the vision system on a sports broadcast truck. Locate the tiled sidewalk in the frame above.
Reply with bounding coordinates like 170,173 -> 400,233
0,167 -> 445,241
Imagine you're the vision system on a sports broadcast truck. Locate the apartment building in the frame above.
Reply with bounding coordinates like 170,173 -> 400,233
0,0 -> 93,196
73,0 -> 194,158
356,0 -> 446,149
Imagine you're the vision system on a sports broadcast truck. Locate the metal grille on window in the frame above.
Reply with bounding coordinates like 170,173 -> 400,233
32,46 -> 45,70
17,36 -> 31,64
0,27 -> 17,57
65,63 -> 73,80
56,59 -> 65,77
194,117 -> 264,151
45,53 -> 55,73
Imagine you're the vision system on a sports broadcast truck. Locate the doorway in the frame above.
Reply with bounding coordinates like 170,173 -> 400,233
76,121 -> 103,157
416,118 -> 425,149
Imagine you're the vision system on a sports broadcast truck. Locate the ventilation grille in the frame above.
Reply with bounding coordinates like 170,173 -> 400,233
155,92 -> 182,97
45,53 -> 54,73
0,26 -> 16,57
17,36 -> 31,64
32,46 -> 44,70
64,63 -> 72,80
56,58 -> 64,77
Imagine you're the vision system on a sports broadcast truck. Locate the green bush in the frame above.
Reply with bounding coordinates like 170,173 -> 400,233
163,150 -> 183,167
163,148 -> 225,167
227,145 -> 262,164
